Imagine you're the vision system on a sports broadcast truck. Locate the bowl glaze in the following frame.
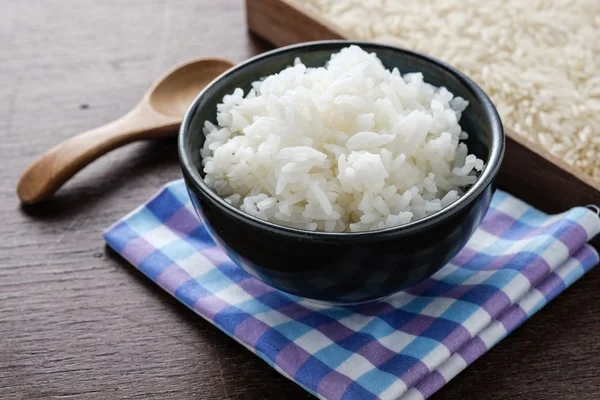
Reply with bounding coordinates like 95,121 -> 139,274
178,41 -> 504,304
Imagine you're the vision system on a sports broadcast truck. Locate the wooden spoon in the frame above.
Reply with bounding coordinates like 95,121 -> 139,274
17,58 -> 234,205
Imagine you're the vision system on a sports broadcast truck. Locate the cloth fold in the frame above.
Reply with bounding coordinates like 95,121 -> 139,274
104,180 -> 599,400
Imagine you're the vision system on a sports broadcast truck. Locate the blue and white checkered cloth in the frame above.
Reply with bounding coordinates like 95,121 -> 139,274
104,180 -> 599,400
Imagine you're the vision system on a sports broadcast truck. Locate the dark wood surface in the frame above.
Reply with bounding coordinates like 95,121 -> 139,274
2,1 -> 599,399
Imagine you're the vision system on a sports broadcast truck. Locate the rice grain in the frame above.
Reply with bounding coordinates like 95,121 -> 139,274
296,0 -> 600,180
201,46 -> 484,232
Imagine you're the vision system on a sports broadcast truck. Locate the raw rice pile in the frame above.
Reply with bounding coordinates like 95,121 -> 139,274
201,46 -> 484,232
297,0 -> 600,180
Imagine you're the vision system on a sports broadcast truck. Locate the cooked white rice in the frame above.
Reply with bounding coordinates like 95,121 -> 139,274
201,46 -> 484,232
296,0 -> 600,180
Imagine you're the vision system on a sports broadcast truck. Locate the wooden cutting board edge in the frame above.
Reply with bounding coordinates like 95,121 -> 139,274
245,0 -> 600,247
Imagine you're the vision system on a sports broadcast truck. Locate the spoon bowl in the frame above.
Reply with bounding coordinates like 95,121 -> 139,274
17,57 -> 234,205
149,58 -> 234,118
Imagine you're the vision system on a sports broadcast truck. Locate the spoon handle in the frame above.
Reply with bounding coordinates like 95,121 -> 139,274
17,109 -> 177,204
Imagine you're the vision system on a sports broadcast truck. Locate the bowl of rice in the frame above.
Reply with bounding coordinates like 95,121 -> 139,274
178,41 -> 504,304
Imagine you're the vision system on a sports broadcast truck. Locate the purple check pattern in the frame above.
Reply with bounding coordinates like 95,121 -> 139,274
104,180 -> 600,400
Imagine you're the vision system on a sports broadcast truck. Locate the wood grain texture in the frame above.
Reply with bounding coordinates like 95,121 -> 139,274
500,134 -> 600,249
246,0 -> 344,46
1,1 -> 599,400
16,58 -> 232,205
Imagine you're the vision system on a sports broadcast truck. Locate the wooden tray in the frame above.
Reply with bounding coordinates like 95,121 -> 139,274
246,0 -> 600,247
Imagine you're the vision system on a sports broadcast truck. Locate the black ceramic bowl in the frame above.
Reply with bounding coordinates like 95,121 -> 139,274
178,41 -> 504,304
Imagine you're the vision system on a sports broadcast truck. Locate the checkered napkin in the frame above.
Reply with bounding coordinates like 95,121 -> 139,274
104,180 -> 599,400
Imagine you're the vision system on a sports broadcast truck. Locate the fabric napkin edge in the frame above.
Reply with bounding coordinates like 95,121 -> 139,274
102,180 -> 600,400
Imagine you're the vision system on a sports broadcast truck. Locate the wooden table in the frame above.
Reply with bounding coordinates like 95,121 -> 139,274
2,1 -> 599,399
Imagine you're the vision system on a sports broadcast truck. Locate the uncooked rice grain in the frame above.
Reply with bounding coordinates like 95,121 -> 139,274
295,0 -> 600,180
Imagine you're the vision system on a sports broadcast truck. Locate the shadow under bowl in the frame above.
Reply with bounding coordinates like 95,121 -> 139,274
178,40 -> 504,304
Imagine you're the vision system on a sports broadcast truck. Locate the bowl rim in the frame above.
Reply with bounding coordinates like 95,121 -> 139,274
178,40 -> 505,239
